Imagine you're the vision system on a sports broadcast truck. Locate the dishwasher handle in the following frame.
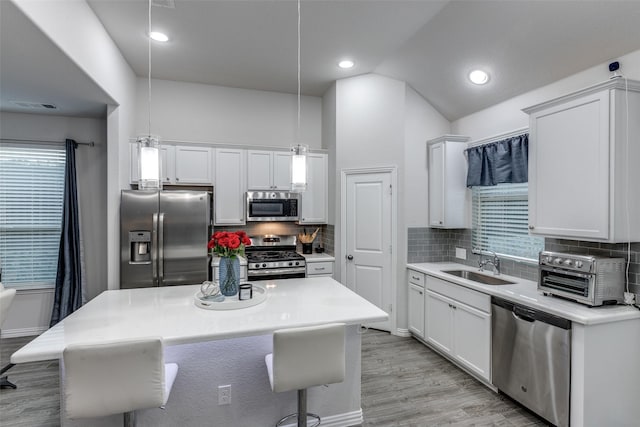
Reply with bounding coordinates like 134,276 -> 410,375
492,296 -> 571,330
513,306 -> 535,322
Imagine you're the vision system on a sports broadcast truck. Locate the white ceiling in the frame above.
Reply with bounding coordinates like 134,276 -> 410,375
0,1 -> 114,118
3,1 -> 640,120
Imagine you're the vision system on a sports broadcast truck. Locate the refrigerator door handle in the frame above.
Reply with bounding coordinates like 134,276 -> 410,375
152,213 -> 159,286
158,212 -> 165,285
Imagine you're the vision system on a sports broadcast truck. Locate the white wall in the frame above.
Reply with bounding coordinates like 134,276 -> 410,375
332,73 -> 449,333
322,83 -> 337,224
13,0 -> 139,293
404,85 -> 451,227
452,48 -> 640,140
0,112 -> 107,336
135,78 -> 323,148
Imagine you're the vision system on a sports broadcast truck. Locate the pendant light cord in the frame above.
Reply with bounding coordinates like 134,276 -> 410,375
297,0 -> 301,144
148,0 -> 152,138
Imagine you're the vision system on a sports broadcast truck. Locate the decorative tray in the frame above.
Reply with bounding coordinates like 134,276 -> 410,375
194,284 -> 267,310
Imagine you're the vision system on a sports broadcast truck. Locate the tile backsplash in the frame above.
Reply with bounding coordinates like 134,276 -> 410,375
216,223 -> 332,255
407,227 -> 640,291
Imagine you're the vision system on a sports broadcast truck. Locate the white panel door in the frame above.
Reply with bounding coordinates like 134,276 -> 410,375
452,302 -> 491,381
175,146 -> 212,184
425,290 -> 454,354
272,152 -> 292,190
345,172 -> 392,331
300,153 -> 328,224
428,142 -> 444,227
214,148 -> 246,225
408,283 -> 425,338
247,150 -> 273,190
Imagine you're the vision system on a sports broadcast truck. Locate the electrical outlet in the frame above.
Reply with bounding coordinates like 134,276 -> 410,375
218,385 -> 231,405
455,247 -> 467,260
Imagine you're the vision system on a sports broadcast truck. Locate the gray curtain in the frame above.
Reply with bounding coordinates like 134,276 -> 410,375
50,139 -> 83,326
466,134 -> 528,187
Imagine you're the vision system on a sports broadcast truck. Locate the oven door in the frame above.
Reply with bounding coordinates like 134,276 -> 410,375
248,267 -> 306,281
538,266 -> 594,303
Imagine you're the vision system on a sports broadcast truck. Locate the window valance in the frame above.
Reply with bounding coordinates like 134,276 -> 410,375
465,134 -> 528,187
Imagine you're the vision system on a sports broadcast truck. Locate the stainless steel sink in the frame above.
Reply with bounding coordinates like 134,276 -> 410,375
442,270 -> 515,286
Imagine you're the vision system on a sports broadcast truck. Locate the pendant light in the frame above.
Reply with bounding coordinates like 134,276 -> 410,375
137,0 -> 161,190
290,0 -> 308,193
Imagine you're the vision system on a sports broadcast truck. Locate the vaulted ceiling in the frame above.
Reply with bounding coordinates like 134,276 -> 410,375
3,1 -> 640,120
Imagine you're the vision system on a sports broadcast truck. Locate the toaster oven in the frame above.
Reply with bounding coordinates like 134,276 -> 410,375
538,251 -> 625,306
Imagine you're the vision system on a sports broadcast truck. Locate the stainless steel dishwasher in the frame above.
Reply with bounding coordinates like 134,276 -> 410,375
492,297 -> 571,427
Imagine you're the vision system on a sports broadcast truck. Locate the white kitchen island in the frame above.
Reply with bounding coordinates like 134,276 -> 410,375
12,277 -> 388,427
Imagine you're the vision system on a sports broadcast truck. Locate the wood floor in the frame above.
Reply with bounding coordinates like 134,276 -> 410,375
0,331 -> 547,427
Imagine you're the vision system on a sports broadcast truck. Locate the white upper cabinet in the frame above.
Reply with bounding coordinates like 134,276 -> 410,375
524,79 -> 640,242
174,146 -> 213,184
426,135 -> 469,228
129,143 -> 212,185
214,148 -> 246,226
299,153 -> 328,224
247,150 -> 291,191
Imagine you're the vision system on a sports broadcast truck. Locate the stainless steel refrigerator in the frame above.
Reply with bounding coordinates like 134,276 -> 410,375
120,190 -> 210,289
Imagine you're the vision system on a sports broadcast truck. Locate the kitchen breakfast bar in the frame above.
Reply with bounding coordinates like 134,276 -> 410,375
11,277 -> 388,427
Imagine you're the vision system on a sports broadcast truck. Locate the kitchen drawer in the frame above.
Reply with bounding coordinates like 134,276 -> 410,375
408,270 -> 425,287
306,261 -> 333,276
426,275 -> 490,313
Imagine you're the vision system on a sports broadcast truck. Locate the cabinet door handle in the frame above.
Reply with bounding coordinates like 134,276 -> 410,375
439,221 -> 443,225
528,225 -> 534,230
314,267 -> 325,271
176,177 -> 180,181
419,291 -> 423,295
412,275 -> 420,280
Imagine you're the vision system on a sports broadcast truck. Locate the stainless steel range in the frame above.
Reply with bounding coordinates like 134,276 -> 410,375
245,235 -> 306,281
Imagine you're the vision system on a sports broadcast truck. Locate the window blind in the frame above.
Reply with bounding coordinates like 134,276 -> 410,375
0,143 -> 65,288
472,183 -> 544,261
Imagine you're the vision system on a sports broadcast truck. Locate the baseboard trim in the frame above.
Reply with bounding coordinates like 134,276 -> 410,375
281,409 -> 363,427
1,326 -> 47,339
395,327 -> 411,337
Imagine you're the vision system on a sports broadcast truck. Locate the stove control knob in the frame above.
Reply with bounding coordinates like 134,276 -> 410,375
554,258 -> 563,265
254,263 -> 260,268
295,261 -> 300,266
563,259 -> 573,267
288,262 -> 293,266
262,263 -> 267,268
575,261 -> 583,268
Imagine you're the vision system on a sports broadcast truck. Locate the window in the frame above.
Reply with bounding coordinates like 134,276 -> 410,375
0,143 -> 65,289
472,182 -> 544,262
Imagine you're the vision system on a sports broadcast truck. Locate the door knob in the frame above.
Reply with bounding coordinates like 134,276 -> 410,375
347,255 -> 353,260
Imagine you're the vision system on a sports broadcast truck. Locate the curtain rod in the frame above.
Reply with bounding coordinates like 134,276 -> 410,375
467,127 -> 528,149
0,138 -> 95,147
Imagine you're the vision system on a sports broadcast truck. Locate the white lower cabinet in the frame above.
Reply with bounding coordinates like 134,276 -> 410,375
424,275 -> 491,382
407,269 -> 426,338
408,283 -> 425,338
306,261 -> 334,278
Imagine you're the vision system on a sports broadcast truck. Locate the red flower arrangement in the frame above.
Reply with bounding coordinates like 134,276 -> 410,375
208,230 -> 251,258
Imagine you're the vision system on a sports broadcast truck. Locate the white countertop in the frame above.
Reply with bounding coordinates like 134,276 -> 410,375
299,253 -> 335,262
11,277 -> 387,364
407,262 -> 640,325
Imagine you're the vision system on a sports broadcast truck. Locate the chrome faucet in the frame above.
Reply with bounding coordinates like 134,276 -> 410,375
478,251 -> 501,275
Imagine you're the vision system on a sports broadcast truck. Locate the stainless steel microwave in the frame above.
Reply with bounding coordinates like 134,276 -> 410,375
246,191 -> 299,222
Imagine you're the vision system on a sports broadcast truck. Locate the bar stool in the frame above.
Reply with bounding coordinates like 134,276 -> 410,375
265,323 -> 345,427
63,337 -> 178,427
0,284 -> 17,389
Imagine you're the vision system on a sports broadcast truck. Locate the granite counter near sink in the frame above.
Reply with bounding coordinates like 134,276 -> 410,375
407,262 -> 640,325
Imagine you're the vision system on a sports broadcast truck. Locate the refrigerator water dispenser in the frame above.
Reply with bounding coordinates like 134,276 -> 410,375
129,231 -> 151,264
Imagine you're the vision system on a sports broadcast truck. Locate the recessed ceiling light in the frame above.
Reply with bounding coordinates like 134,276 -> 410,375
469,69 -> 489,85
149,31 -> 169,42
338,60 -> 355,69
